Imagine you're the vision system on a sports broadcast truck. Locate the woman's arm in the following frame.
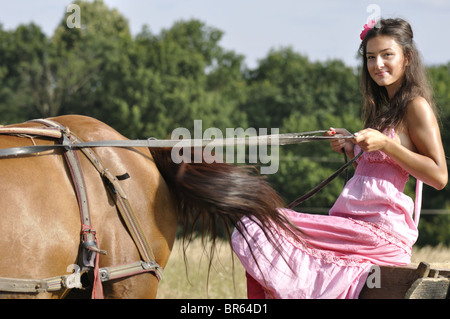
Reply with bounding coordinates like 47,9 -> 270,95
354,97 -> 448,190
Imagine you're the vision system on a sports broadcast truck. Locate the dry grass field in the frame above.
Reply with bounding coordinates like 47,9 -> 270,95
156,239 -> 247,299
410,243 -> 450,268
156,238 -> 450,299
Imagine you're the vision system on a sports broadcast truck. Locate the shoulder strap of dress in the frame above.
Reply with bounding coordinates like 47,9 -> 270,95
414,179 -> 423,227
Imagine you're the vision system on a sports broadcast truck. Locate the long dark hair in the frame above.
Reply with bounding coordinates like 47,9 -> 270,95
150,148 -> 301,281
359,18 -> 436,131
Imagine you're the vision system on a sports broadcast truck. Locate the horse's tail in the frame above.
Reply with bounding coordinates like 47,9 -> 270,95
150,148 -> 299,263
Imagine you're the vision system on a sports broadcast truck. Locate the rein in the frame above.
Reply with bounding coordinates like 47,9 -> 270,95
0,128 -> 354,158
287,150 -> 363,209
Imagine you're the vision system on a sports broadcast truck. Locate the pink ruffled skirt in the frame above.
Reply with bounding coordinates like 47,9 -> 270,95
231,208 -> 412,299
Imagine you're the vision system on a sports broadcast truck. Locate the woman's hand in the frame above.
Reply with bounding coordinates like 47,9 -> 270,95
353,128 -> 389,152
326,127 -> 355,156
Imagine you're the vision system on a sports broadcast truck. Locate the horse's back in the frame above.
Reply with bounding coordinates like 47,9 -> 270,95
0,115 -> 177,298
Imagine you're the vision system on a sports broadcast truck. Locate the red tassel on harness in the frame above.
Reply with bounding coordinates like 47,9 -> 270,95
81,224 -> 105,299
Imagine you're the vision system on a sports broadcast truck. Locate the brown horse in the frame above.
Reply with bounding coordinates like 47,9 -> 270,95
0,115 -> 296,299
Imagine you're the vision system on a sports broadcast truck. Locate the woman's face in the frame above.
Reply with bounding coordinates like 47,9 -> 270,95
366,35 -> 408,98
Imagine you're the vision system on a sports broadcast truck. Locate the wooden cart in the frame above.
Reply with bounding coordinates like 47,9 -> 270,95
359,262 -> 450,299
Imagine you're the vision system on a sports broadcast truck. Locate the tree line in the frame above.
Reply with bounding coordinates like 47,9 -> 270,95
1,0 -> 449,246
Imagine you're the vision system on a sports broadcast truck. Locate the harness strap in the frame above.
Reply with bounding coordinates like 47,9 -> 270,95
67,132 -> 159,264
30,120 -> 106,261
0,259 -> 163,294
0,269 -> 84,293
99,260 -> 163,282
29,119 -> 106,299
65,127 -> 163,286
0,126 -> 63,139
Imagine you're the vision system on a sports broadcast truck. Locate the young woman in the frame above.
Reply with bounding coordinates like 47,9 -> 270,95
231,18 -> 447,299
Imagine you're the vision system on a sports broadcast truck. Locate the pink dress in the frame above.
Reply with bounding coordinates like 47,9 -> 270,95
231,129 -> 422,299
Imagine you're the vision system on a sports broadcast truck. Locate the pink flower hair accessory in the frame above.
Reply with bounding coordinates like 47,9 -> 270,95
360,20 -> 376,41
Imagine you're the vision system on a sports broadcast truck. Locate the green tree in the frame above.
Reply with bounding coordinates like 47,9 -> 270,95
51,0 -> 138,136
133,19 -> 248,138
0,23 -> 51,123
244,47 -> 315,129
242,47 -> 361,130
414,62 -> 450,246
426,63 -> 450,208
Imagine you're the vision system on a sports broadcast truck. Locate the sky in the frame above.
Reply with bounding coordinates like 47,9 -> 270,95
0,0 -> 449,68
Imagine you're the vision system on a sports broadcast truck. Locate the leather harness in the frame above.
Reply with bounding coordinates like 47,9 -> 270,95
0,119 -> 163,297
